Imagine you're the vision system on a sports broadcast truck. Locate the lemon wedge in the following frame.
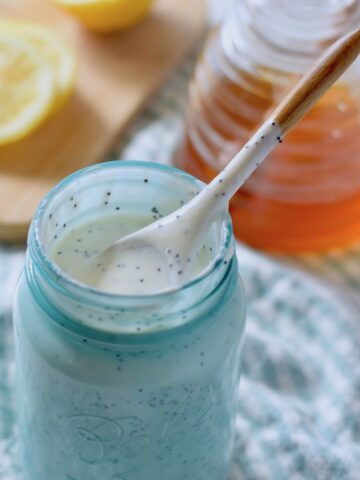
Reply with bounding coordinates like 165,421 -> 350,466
0,19 -> 77,111
0,34 -> 55,145
54,0 -> 155,33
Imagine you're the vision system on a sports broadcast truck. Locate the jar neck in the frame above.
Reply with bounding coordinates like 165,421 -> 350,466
25,248 -> 238,344
221,0 -> 360,76
25,161 -> 237,342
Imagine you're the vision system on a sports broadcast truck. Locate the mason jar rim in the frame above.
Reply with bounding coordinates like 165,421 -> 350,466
28,161 -> 236,314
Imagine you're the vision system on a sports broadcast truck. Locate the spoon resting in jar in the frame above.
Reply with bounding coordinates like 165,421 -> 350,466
70,28 -> 360,293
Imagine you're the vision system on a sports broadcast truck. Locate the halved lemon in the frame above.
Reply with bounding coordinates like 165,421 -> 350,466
0,19 -> 77,111
54,0 -> 155,33
0,34 -> 55,145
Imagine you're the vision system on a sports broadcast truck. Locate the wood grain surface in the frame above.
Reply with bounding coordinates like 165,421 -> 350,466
0,0 -> 206,242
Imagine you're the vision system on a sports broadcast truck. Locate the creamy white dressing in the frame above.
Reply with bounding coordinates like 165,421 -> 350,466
50,214 -> 214,295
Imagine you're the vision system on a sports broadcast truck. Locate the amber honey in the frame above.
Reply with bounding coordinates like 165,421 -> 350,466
175,2 -> 360,252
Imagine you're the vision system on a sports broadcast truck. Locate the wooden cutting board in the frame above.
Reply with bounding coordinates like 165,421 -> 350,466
0,0 -> 206,242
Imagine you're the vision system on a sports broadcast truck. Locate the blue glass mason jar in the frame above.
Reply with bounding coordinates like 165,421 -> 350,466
13,161 -> 246,480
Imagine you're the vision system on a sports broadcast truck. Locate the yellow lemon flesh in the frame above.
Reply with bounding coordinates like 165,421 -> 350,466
0,19 -> 77,111
54,0 -> 155,33
0,34 -> 55,145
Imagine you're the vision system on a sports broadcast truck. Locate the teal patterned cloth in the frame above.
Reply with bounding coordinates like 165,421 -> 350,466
1,54 -> 360,480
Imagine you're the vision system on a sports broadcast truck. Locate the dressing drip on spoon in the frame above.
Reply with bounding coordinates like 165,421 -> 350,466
68,29 -> 360,294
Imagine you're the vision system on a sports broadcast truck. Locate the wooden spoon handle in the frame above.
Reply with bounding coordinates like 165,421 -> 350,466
273,28 -> 360,133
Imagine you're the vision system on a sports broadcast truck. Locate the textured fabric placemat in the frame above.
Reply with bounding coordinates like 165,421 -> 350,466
1,52 -> 360,480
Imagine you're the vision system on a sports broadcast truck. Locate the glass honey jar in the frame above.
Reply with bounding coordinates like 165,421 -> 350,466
175,0 -> 360,252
